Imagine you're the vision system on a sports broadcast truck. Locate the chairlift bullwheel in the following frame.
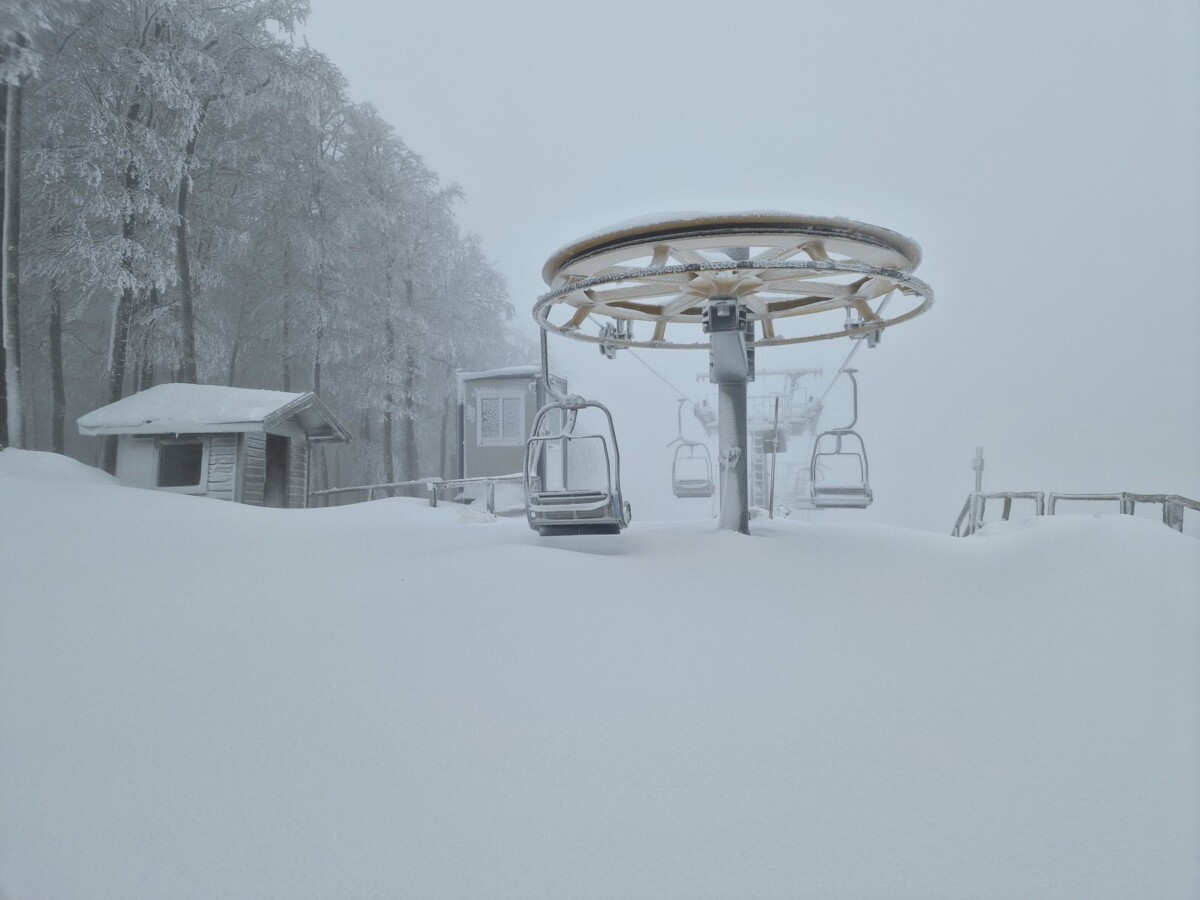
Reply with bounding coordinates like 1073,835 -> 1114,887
536,212 -> 932,352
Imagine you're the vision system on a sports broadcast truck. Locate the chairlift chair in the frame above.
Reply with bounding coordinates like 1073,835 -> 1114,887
809,430 -> 873,508
524,395 -> 632,535
789,462 -> 817,510
667,399 -> 715,499
807,368 -> 872,509
672,441 -> 715,498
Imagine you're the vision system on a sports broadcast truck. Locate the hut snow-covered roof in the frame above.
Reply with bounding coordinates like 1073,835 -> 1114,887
77,384 -> 350,442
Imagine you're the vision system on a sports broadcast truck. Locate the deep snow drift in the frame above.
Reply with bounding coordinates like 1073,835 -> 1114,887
1,449 -> 1198,899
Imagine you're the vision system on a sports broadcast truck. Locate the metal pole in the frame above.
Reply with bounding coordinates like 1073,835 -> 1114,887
1165,500 -> 1184,532
768,396 -> 780,519
718,381 -> 750,534
969,445 -> 984,535
704,298 -> 753,535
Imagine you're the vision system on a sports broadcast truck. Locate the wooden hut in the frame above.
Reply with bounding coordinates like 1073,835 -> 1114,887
77,384 -> 350,508
456,367 -> 566,479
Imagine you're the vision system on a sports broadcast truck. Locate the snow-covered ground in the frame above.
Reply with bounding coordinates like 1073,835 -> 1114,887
2,448 -> 1198,899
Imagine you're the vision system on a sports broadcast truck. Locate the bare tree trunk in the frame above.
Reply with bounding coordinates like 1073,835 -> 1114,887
280,242 -> 291,390
358,407 -> 373,483
312,315 -> 328,497
174,98 -> 209,383
401,278 -> 417,482
313,321 -> 323,396
226,335 -> 239,386
382,304 -> 396,484
0,77 -> 7,447
49,277 -> 65,453
100,101 -> 143,473
2,49 -> 25,448
439,392 -> 451,478
139,358 -> 154,392
100,286 -> 134,472
281,298 -> 291,390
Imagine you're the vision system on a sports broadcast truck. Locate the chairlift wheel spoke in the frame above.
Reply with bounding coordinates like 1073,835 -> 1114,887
562,304 -> 594,331
850,297 -> 883,324
751,245 -> 805,263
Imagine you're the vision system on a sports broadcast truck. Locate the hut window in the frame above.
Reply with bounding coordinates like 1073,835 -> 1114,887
478,392 -> 525,446
158,441 -> 206,488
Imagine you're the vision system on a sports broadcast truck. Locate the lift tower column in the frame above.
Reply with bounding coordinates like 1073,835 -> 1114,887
704,297 -> 753,532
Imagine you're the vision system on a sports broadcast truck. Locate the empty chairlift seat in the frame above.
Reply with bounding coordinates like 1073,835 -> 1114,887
809,430 -> 873,509
672,441 -> 715,499
524,396 -> 631,535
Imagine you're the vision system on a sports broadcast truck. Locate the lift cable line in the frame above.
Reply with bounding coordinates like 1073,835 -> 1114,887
817,290 -> 895,406
583,307 -> 692,403
625,348 -> 691,402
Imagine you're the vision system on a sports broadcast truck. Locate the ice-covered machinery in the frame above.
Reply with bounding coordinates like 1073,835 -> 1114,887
533,212 -> 934,533
809,368 -> 873,509
524,395 -> 631,535
669,400 -> 715,499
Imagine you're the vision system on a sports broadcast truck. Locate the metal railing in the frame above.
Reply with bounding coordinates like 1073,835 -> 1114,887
309,473 -> 525,514
1047,492 -> 1198,531
953,490 -> 1198,536
952,491 -> 1045,537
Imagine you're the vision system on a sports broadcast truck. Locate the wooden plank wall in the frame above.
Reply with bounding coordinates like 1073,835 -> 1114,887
287,439 -> 308,509
207,435 -> 238,502
242,432 -> 267,506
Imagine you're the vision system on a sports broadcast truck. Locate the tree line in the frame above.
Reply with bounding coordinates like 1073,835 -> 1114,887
0,0 -> 524,491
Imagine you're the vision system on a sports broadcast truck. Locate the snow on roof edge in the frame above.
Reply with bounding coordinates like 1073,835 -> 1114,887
77,384 -> 349,441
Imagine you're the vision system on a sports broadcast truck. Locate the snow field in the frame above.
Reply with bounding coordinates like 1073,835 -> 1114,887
1,450 -> 1198,899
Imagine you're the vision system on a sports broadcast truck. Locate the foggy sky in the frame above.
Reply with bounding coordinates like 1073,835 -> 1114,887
303,0 -> 1200,531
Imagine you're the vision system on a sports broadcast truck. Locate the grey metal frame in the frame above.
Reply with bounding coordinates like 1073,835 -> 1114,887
672,441 -> 715,499
536,213 -> 932,534
809,431 -> 873,509
807,368 -> 872,510
951,490 -> 1197,536
952,491 -> 1046,537
308,473 -> 525,513
524,396 -> 631,535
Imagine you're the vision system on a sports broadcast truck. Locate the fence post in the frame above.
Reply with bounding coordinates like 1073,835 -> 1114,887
486,481 -> 496,514
428,483 -> 438,508
1165,500 -> 1184,532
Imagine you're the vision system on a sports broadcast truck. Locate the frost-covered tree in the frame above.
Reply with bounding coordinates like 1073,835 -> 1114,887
10,0 -> 522,489
0,0 -> 82,447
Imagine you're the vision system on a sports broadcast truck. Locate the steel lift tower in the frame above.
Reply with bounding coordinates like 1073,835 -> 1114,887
536,212 -> 934,534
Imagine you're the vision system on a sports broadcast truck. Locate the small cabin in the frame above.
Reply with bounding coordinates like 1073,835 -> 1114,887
457,367 -> 566,479
77,384 -> 350,508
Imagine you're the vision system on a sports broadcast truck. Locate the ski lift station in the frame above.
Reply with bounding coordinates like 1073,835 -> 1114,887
76,384 -> 350,508
102,211 -> 1196,537
527,211 -> 934,535
456,367 -> 566,480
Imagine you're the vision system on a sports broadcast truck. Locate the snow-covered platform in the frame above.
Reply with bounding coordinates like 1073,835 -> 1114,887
2,450 -> 1198,899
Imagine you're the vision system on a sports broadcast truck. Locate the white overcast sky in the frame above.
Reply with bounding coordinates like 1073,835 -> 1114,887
303,0 -> 1199,530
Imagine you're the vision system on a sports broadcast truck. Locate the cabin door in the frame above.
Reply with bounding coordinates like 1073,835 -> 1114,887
264,434 -> 289,508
